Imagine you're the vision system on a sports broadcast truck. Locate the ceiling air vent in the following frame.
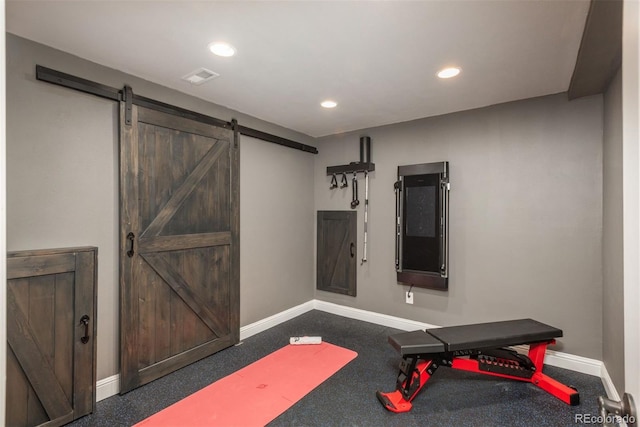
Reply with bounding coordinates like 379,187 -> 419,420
181,67 -> 220,85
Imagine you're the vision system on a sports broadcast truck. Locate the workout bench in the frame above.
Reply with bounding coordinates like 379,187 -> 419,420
376,318 -> 579,413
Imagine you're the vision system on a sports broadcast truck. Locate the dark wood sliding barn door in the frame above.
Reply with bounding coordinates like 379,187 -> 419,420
119,103 -> 239,393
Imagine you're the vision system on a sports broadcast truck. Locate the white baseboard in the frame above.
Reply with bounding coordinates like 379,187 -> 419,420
600,364 -> 621,400
509,344 -> 603,377
312,300 -> 440,330
96,299 -> 616,402
313,301 -> 606,379
96,374 -> 120,402
240,300 -> 315,341
543,348 -> 604,377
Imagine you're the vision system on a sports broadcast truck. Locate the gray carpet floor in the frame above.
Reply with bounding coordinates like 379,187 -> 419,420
68,310 -> 607,426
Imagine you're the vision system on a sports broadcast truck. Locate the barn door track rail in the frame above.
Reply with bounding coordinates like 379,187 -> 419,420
35,65 -> 318,154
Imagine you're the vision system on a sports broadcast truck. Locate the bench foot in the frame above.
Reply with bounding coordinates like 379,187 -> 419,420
532,372 -> 580,406
377,357 -> 436,412
376,390 -> 413,413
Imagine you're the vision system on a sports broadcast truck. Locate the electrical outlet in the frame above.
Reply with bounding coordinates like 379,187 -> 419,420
405,291 -> 414,304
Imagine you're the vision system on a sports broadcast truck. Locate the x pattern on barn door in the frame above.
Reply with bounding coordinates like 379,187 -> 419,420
120,104 -> 239,393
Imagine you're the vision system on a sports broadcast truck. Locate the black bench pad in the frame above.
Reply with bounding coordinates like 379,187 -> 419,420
389,330 -> 445,356
427,319 -> 562,352
389,319 -> 562,356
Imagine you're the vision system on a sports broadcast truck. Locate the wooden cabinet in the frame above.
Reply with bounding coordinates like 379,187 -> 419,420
6,247 -> 97,427
317,211 -> 357,296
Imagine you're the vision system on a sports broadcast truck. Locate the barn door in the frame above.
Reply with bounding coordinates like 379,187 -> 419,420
119,103 -> 239,393
6,247 -> 97,427
316,211 -> 357,296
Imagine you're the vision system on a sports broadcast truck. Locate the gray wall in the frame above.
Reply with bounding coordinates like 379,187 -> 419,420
6,31 -> 610,382
239,135 -> 314,324
6,34 -> 316,380
602,68 -> 625,392
314,93 -> 604,360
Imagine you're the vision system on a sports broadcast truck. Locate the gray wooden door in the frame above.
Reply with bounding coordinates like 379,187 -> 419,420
316,211 -> 357,296
6,247 -> 97,427
119,103 -> 239,393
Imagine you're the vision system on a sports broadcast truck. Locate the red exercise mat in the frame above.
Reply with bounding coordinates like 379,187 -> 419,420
134,341 -> 358,427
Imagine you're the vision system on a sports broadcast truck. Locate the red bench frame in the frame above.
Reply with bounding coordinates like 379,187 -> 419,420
377,338 -> 579,413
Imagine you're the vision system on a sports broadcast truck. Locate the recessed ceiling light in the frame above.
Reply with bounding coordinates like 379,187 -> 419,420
437,67 -> 461,79
209,42 -> 236,57
321,100 -> 337,108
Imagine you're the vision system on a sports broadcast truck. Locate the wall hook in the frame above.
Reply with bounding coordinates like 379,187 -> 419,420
330,174 -> 338,189
340,173 -> 348,188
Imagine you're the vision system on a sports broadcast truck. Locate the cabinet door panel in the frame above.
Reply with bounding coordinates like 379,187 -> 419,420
6,247 -> 97,427
317,211 -> 357,296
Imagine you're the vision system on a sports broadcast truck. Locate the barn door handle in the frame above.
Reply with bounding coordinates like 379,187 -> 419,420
126,232 -> 135,257
350,242 -> 355,258
80,315 -> 90,344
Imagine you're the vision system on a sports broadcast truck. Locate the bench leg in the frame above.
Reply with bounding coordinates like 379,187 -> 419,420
376,357 -> 437,413
532,371 -> 580,405
528,341 -> 579,405
451,341 -> 580,406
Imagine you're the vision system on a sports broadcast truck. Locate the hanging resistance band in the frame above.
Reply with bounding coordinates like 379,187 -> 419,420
362,171 -> 369,264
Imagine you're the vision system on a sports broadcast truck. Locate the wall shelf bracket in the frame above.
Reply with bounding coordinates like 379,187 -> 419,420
326,136 -> 375,175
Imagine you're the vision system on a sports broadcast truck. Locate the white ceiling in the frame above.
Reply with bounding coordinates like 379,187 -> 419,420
6,0 -> 590,138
